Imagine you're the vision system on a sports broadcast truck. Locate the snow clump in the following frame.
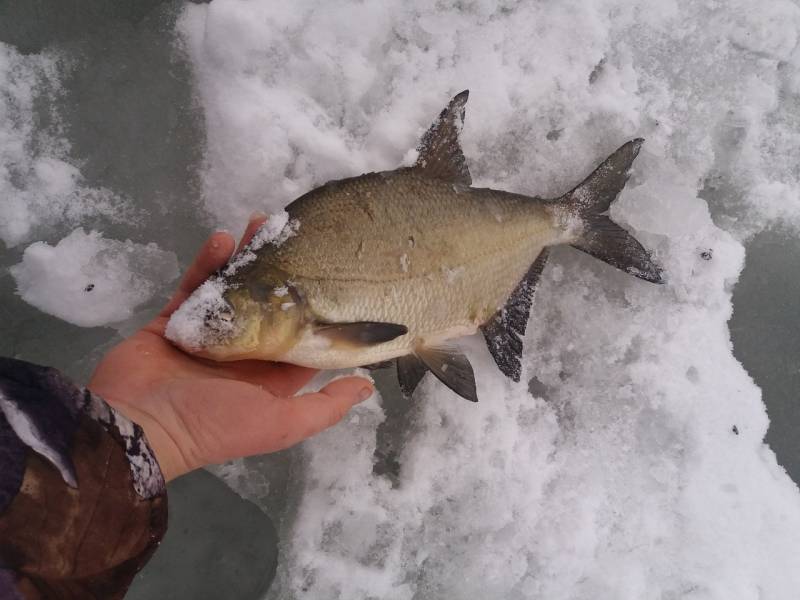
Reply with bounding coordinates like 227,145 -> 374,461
10,228 -> 178,327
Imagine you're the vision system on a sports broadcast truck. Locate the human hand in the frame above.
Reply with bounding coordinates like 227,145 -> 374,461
88,215 -> 374,482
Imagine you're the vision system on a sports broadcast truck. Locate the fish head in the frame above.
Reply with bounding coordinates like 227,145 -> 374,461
167,273 -> 303,361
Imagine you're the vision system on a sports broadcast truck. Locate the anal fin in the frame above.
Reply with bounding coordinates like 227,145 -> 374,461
481,248 -> 549,382
416,344 -> 478,402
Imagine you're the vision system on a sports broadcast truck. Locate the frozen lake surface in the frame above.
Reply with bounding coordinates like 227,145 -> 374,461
1,1 -> 799,598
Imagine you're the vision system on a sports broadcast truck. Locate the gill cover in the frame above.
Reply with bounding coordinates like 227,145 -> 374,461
199,280 -> 303,361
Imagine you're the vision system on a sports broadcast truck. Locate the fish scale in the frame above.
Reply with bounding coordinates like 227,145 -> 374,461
270,170 -> 567,366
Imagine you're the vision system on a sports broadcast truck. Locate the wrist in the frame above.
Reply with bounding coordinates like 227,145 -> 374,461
96,394 -> 189,483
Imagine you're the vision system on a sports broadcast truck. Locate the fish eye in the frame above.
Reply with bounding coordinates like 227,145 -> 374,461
247,280 -> 272,302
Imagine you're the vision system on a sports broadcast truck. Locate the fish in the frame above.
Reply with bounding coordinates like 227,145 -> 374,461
166,90 -> 663,403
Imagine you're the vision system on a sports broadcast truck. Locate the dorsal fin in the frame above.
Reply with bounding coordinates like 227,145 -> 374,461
413,90 -> 472,185
481,248 -> 550,382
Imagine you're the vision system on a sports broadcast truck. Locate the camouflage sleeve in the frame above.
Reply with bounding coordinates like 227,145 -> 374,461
0,357 -> 167,600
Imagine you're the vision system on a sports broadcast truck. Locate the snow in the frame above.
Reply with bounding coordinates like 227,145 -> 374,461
10,228 -> 178,328
177,0 -> 800,598
165,276 -> 234,350
0,44 -> 133,248
1,41 -> 179,332
220,210 -> 296,276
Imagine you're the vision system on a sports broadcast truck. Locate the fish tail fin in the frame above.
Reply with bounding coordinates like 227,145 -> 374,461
564,138 -> 664,284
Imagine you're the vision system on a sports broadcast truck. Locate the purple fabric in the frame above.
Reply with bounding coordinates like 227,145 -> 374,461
0,413 -> 25,514
0,357 -> 80,487
0,569 -> 23,600
0,357 -> 165,502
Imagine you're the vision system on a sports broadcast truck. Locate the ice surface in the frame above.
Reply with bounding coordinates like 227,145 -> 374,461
1,35 -> 190,336
178,0 -> 800,598
0,44 -> 133,248
10,228 -> 178,328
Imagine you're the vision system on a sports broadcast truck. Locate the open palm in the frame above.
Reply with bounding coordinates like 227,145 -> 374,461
88,216 -> 373,481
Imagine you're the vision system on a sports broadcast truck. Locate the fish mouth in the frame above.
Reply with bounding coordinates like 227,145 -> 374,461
203,298 -> 237,337
205,302 -> 234,329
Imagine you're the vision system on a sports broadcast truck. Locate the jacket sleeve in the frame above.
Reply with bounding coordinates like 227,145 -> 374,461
0,357 -> 167,600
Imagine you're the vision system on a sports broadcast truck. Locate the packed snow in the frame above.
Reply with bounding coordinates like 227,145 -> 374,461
176,0 -> 800,599
10,228 -> 178,327
165,276 -> 234,349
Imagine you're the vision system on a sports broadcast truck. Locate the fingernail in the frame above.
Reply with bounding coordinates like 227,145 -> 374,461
210,230 -> 231,249
358,386 -> 374,402
249,211 -> 268,221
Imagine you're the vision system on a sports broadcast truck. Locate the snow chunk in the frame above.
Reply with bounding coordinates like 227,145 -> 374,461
165,276 -> 236,350
399,253 -> 410,273
443,265 -> 465,284
252,210 -> 298,248
221,210 -> 298,276
10,229 -> 178,327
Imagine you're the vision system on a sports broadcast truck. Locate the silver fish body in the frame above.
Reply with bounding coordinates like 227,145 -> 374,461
168,91 -> 663,402
244,171 -> 574,368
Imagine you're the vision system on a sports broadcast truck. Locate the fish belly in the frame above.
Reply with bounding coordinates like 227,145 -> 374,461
279,245 -> 544,368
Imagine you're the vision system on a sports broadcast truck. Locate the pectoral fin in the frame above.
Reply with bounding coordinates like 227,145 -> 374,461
396,354 -> 428,398
416,344 -> 478,402
314,321 -> 408,347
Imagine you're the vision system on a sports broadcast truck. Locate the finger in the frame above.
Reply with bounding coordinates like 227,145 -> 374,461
159,231 -> 235,318
158,213 -> 265,324
189,377 -> 375,464
237,213 -> 268,252
216,360 -> 318,396
262,377 -> 375,451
